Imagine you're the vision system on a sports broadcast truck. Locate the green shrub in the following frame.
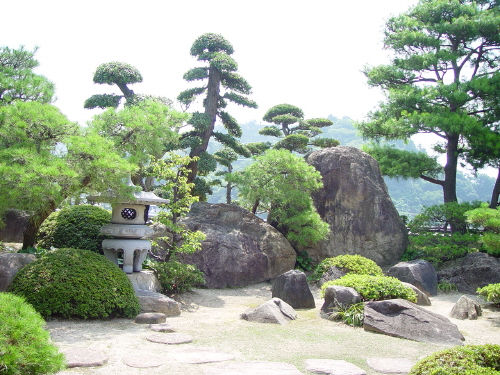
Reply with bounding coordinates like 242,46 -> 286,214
328,302 -> 365,327
409,344 -> 500,375
310,254 -> 383,282
437,281 -> 458,293
322,274 -> 417,303
37,205 -> 111,253
9,248 -> 140,319
150,260 -> 205,295
477,283 -> 500,305
402,232 -> 481,267
466,205 -> 500,256
0,293 -> 65,374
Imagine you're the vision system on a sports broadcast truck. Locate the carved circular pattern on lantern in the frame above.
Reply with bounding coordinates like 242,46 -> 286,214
121,208 -> 137,220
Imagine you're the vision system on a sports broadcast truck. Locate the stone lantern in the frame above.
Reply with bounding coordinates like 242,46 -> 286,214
87,179 -> 168,274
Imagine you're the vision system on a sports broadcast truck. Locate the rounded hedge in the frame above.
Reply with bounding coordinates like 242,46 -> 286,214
322,274 -> 417,303
0,293 -> 65,374
311,254 -> 384,282
37,205 -> 111,253
9,248 -> 140,319
409,344 -> 500,375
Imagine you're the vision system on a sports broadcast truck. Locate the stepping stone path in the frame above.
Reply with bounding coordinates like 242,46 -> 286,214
134,312 -> 166,324
173,347 -> 235,364
366,358 -> 415,374
60,347 -> 108,368
203,361 -> 303,374
147,332 -> 193,344
122,354 -> 163,368
150,322 -> 175,332
305,359 -> 366,375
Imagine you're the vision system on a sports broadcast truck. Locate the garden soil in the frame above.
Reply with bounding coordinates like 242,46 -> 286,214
46,282 -> 500,375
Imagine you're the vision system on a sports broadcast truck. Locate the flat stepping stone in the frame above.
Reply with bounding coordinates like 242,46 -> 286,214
150,322 -> 175,332
61,347 -> 108,368
146,332 -> 193,344
203,361 -> 303,374
135,312 -> 166,324
305,359 -> 366,375
123,354 -> 163,368
367,358 -> 415,374
174,347 -> 235,363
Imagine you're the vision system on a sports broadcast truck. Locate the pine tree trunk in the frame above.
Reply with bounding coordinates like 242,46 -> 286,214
489,168 -> 500,208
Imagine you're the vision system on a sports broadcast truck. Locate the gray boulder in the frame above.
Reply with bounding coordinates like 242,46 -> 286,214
272,270 -> 315,309
387,259 -> 438,296
301,147 -> 408,267
318,266 -> 347,287
0,253 -> 36,292
127,270 -> 161,292
136,290 -> 181,316
438,252 -> 500,294
240,298 -> 297,324
364,299 -> 464,345
321,285 -> 361,315
402,282 -> 431,306
450,295 -> 482,320
0,209 -> 29,243
164,202 -> 296,289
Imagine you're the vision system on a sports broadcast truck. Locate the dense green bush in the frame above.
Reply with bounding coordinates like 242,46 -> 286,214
409,344 -> 500,375
477,283 -> 500,305
322,274 -> 417,303
310,254 -> 383,282
37,205 -> 111,253
149,259 -> 205,295
466,205 -> 500,256
0,293 -> 65,374
402,232 -> 481,267
9,248 -> 140,319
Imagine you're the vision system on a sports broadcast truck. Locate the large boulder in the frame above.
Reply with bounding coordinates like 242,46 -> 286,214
364,299 -> 465,346
136,290 -> 181,316
163,203 -> 296,289
0,253 -> 36,292
0,209 -> 29,243
240,298 -> 297,324
301,147 -> 408,267
271,270 -> 315,309
387,259 -> 438,296
438,252 -> 500,294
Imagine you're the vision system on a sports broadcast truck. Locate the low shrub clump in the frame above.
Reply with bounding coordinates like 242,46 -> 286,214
322,274 -> 417,303
310,254 -> 383,282
0,293 -> 65,374
149,259 -> 205,295
477,283 -> 500,305
9,248 -> 140,319
466,205 -> 500,256
37,204 -> 111,253
409,344 -> 500,375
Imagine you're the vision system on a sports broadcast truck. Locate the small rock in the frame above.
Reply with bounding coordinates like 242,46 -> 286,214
402,282 -> 431,306
122,355 -> 163,368
241,298 -> 297,325
366,358 -> 415,374
135,312 -> 166,324
450,295 -> 482,320
146,332 -> 193,344
61,347 -> 108,368
136,290 -> 181,316
150,322 -> 175,332
321,285 -> 361,315
305,359 -> 366,375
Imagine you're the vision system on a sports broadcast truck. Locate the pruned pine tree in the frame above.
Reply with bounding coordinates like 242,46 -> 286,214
260,103 -> 338,153
84,61 -> 171,109
178,33 -> 257,183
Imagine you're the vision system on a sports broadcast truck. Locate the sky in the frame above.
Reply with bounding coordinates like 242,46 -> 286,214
3,0 -> 420,128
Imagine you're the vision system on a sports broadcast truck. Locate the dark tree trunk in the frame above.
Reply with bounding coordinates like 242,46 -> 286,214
187,67 -> 221,183
489,168 -> 500,208
22,202 -> 56,249
442,134 -> 459,204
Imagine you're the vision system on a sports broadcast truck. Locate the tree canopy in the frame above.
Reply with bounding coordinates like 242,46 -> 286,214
178,33 -> 257,184
357,0 -> 500,204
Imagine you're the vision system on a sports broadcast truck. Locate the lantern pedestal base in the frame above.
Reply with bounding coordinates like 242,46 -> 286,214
102,239 -> 151,274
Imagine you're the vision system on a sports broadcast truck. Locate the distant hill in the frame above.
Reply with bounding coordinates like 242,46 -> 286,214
207,116 -> 496,218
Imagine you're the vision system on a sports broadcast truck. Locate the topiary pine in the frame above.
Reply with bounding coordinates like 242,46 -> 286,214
0,293 -> 65,374
36,204 -> 111,253
9,248 -> 140,319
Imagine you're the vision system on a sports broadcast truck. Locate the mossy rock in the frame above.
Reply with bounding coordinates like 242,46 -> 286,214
37,204 -> 111,253
0,293 -> 66,374
409,344 -> 500,374
9,248 -> 140,319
